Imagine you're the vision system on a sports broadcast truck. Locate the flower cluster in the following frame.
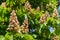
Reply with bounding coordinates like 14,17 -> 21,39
40,11 -> 50,23
1,2 -> 6,7
53,9 -> 58,18
7,10 -> 19,31
45,11 -> 50,18
40,14 -> 46,23
18,17 -> 29,33
25,1 -> 31,11
25,1 -> 33,13
51,35 -> 58,40
36,6 -> 40,12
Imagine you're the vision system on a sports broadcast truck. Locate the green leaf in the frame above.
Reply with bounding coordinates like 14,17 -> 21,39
23,34 -> 35,40
5,32 -> 13,40
0,35 -> 5,40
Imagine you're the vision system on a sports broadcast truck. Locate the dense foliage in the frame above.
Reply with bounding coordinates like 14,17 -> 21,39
0,0 -> 60,40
